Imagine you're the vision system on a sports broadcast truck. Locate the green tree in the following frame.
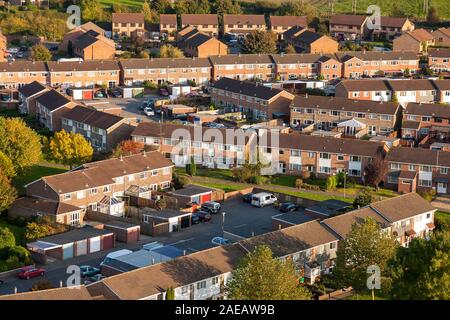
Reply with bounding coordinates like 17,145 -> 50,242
391,92 -> 398,103
0,151 -> 16,178
325,175 -> 337,191
241,31 -> 277,54
24,222 -> 53,241
226,245 -> 311,300
166,287 -> 175,300
353,188 -> 373,208
390,231 -> 450,300
0,117 -> 42,173
214,0 -> 242,14
0,172 -> 17,212
159,45 -> 184,58
81,0 -> 104,21
427,6 -> 440,25
0,227 -> 16,250
277,0 -> 316,23
284,44 -> 296,54
332,218 -> 397,293
143,0 -> 158,24
153,0 -> 172,13
48,130 -> 93,169
30,44 -> 52,61
364,154 -> 388,191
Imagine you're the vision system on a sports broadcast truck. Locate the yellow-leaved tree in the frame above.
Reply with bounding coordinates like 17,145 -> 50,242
49,130 -> 93,169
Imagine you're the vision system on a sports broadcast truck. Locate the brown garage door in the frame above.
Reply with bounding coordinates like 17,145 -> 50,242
102,234 -> 114,250
127,228 -> 140,242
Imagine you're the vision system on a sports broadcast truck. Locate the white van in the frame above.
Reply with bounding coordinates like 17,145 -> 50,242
251,192 -> 277,208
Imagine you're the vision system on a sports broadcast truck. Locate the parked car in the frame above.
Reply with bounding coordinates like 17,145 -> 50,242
242,193 -> 253,203
0,94 -> 11,102
191,214 -> 200,224
95,90 -> 105,98
201,201 -> 221,214
110,89 -> 122,98
17,266 -> 46,280
159,88 -> 169,96
195,210 -> 211,222
279,202 -> 299,213
143,107 -> 155,116
79,265 -> 100,277
15,52 -> 24,58
84,274 -> 104,285
251,192 -> 277,208
211,237 -> 231,246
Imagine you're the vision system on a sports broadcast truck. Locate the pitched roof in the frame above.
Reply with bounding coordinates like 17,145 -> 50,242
112,13 -> 144,24
330,14 -> 368,26
432,79 -> 450,91
73,31 -> 115,50
433,27 -> 450,38
388,79 -> 436,91
209,53 -> 273,65
39,227 -> 113,245
79,21 -> 105,35
0,286 -> 92,300
46,60 -> 120,72
184,32 -> 216,47
428,48 -> 450,58
0,61 -> 48,73
62,106 -> 124,130
10,197 -> 82,215
159,14 -> 177,25
131,122 -> 255,146
379,16 -> 410,28
264,132 -> 385,157
385,147 -> 450,167
335,51 -> 418,62
405,102 -> 450,118
17,81 -> 47,98
35,90 -> 71,111
407,28 -> 434,42
322,207 -> 390,239
337,79 -> 391,92
292,94 -> 399,115
40,152 -> 173,194
370,192 -> 436,223
181,14 -> 218,26
119,57 -> 211,70
271,53 -> 331,64
213,77 -> 282,100
402,120 -> 421,130
223,14 -> 265,25
270,16 -> 307,27
295,30 -> 323,44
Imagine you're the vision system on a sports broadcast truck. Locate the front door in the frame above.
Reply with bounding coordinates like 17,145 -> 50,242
437,182 -> 447,194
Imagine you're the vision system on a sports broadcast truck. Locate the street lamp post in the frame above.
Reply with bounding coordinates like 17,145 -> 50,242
343,170 -> 347,198
221,212 -> 226,238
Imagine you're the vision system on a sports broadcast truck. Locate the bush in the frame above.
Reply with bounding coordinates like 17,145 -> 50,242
419,189 -> 436,202
353,188 -> 373,208
143,80 -> 157,90
156,198 -> 167,211
301,183 -> 321,191
295,178 -> 303,189
232,166 -> 252,183
325,176 -> 337,191
250,175 -> 268,185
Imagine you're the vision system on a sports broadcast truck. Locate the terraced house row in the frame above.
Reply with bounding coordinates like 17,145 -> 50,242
0,51 -> 421,89
81,192 -> 434,300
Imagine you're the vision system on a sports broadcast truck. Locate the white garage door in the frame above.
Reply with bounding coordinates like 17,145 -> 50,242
76,240 -> 87,256
62,243 -> 73,260
89,237 -> 101,253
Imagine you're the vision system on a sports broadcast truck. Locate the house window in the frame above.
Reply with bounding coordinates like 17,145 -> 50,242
337,154 -> 344,161
319,166 -> 331,173
349,169 -> 361,176
212,277 -> 219,285
181,286 -> 188,294
143,215 -> 150,223
390,163 -> 401,170
440,167 -> 448,174
418,179 -> 432,187
63,193 -> 72,201
77,191 -> 85,199
308,152 -> 315,158
140,172 -> 147,179
420,166 -> 431,172
69,212 -> 80,225
90,188 -> 98,195
163,167 -> 171,175
103,185 -> 111,192
426,213 -> 431,219
320,153 -> 330,159
128,174 -> 135,181
330,242 -> 336,249
290,150 -> 301,157
350,155 -> 361,162
151,170 -> 158,176
160,181 -> 171,189
408,165 -> 416,171
197,281 -> 206,290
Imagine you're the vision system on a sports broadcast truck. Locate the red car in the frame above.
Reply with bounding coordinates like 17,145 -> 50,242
17,266 -> 46,280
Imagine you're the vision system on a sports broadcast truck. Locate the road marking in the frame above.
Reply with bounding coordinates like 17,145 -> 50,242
186,247 -> 198,252
168,238 -> 194,246
232,224 -> 247,229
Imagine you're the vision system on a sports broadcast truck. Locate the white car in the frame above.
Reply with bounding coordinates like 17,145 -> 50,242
144,107 -> 155,116
7,48 -> 19,54
211,237 -> 231,246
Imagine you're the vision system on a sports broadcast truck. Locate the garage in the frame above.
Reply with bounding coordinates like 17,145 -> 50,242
76,239 -> 87,256
169,184 -> 215,206
82,90 -> 93,100
62,243 -> 74,260
68,88 -> 94,100
118,86 -> 144,98
132,87 -> 144,98
89,236 -> 101,253
103,221 -> 141,243
142,210 -> 193,233
26,227 -> 115,261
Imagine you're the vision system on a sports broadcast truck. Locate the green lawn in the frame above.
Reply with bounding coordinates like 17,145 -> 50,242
12,164 -> 68,195
194,182 -> 246,193
347,292 -> 387,300
99,0 -> 144,7
435,210 -> 450,231
175,167 -> 235,181
0,218 -> 26,245
264,187 -> 354,204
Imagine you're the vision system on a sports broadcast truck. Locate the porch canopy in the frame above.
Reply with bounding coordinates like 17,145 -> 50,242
337,118 -> 366,129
